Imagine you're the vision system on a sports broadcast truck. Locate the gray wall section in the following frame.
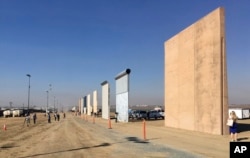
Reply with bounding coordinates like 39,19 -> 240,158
83,96 -> 87,114
116,75 -> 129,94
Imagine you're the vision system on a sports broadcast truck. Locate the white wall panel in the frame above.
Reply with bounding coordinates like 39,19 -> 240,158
102,83 -> 110,119
115,70 -> 130,123
116,75 -> 129,94
80,97 -> 83,114
93,90 -> 98,113
87,94 -> 91,115
116,92 -> 128,122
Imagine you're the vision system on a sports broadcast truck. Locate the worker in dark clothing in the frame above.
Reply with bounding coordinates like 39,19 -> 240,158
57,113 -> 60,121
33,113 -> 37,124
48,113 -> 51,123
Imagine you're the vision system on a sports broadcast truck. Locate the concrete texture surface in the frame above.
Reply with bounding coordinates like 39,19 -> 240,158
164,7 -> 228,135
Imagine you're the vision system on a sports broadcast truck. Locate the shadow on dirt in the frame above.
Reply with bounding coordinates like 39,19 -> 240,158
129,119 -> 164,123
0,143 -> 19,149
125,136 -> 149,144
238,122 -> 250,133
18,143 -> 111,158
237,137 -> 249,141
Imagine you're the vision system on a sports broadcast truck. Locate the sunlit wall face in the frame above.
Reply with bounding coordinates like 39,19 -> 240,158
165,7 -> 228,135
116,92 -> 128,122
93,90 -> 98,114
87,94 -> 91,116
80,97 -> 83,114
102,83 -> 110,119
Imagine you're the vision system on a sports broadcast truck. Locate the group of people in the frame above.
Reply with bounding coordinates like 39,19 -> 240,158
47,112 -> 66,123
54,112 -> 60,121
24,112 -> 67,126
24,113 -> 37,127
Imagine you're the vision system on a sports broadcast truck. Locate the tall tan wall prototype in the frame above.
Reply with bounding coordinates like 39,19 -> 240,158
164,7 -> 228,135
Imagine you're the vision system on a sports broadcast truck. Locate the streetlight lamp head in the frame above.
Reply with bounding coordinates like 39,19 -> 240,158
26,74 -> 31,77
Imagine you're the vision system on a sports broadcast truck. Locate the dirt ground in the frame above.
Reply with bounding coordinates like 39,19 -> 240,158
0,113 -> 249,158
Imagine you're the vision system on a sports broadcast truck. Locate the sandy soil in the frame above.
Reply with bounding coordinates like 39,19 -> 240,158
0,113 -> 249,158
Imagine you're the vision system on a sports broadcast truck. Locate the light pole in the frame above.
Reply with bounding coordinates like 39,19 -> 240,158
54,96 -> 55,113
46,90 -> 49,113
26,74 -> 31,115
49,84 -> 52,110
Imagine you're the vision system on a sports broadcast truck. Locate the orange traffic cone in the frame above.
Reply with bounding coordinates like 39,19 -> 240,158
3,124 -> 7,131
108,119 -> 112,129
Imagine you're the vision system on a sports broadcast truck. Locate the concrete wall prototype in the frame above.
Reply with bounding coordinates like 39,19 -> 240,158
115,69 -> 131,122
93,90 -> 98,114
87,94 -> 92,115
83,96 -> 87,114
101,81 -> 110,119
80,97 -> 83,114
78,99 -> 81,113
164,7 -> 228,135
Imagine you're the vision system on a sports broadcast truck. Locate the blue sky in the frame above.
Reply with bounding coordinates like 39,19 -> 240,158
0,0 -> 250,109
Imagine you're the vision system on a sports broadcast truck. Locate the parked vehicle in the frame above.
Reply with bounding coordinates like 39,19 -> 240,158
3,110 -> 13,117
147,110 -> 162,120
13,109 -> 24,117
129,109 -> 136,119
134,110 -> 147,119
157,110 -> 165,119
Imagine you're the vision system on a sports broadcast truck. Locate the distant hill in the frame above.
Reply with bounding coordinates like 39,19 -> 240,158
229,104 -> 250,109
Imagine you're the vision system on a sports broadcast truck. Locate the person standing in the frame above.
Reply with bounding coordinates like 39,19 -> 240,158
48,113 -> 51,123
33,113 -> 37,124
228,111 -> 238,141
57,113 -> 60,121
54,113 -> 57,121
24,114 -> 30,127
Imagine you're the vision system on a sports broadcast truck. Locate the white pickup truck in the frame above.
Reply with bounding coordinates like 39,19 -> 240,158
158,110 -> 165,119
